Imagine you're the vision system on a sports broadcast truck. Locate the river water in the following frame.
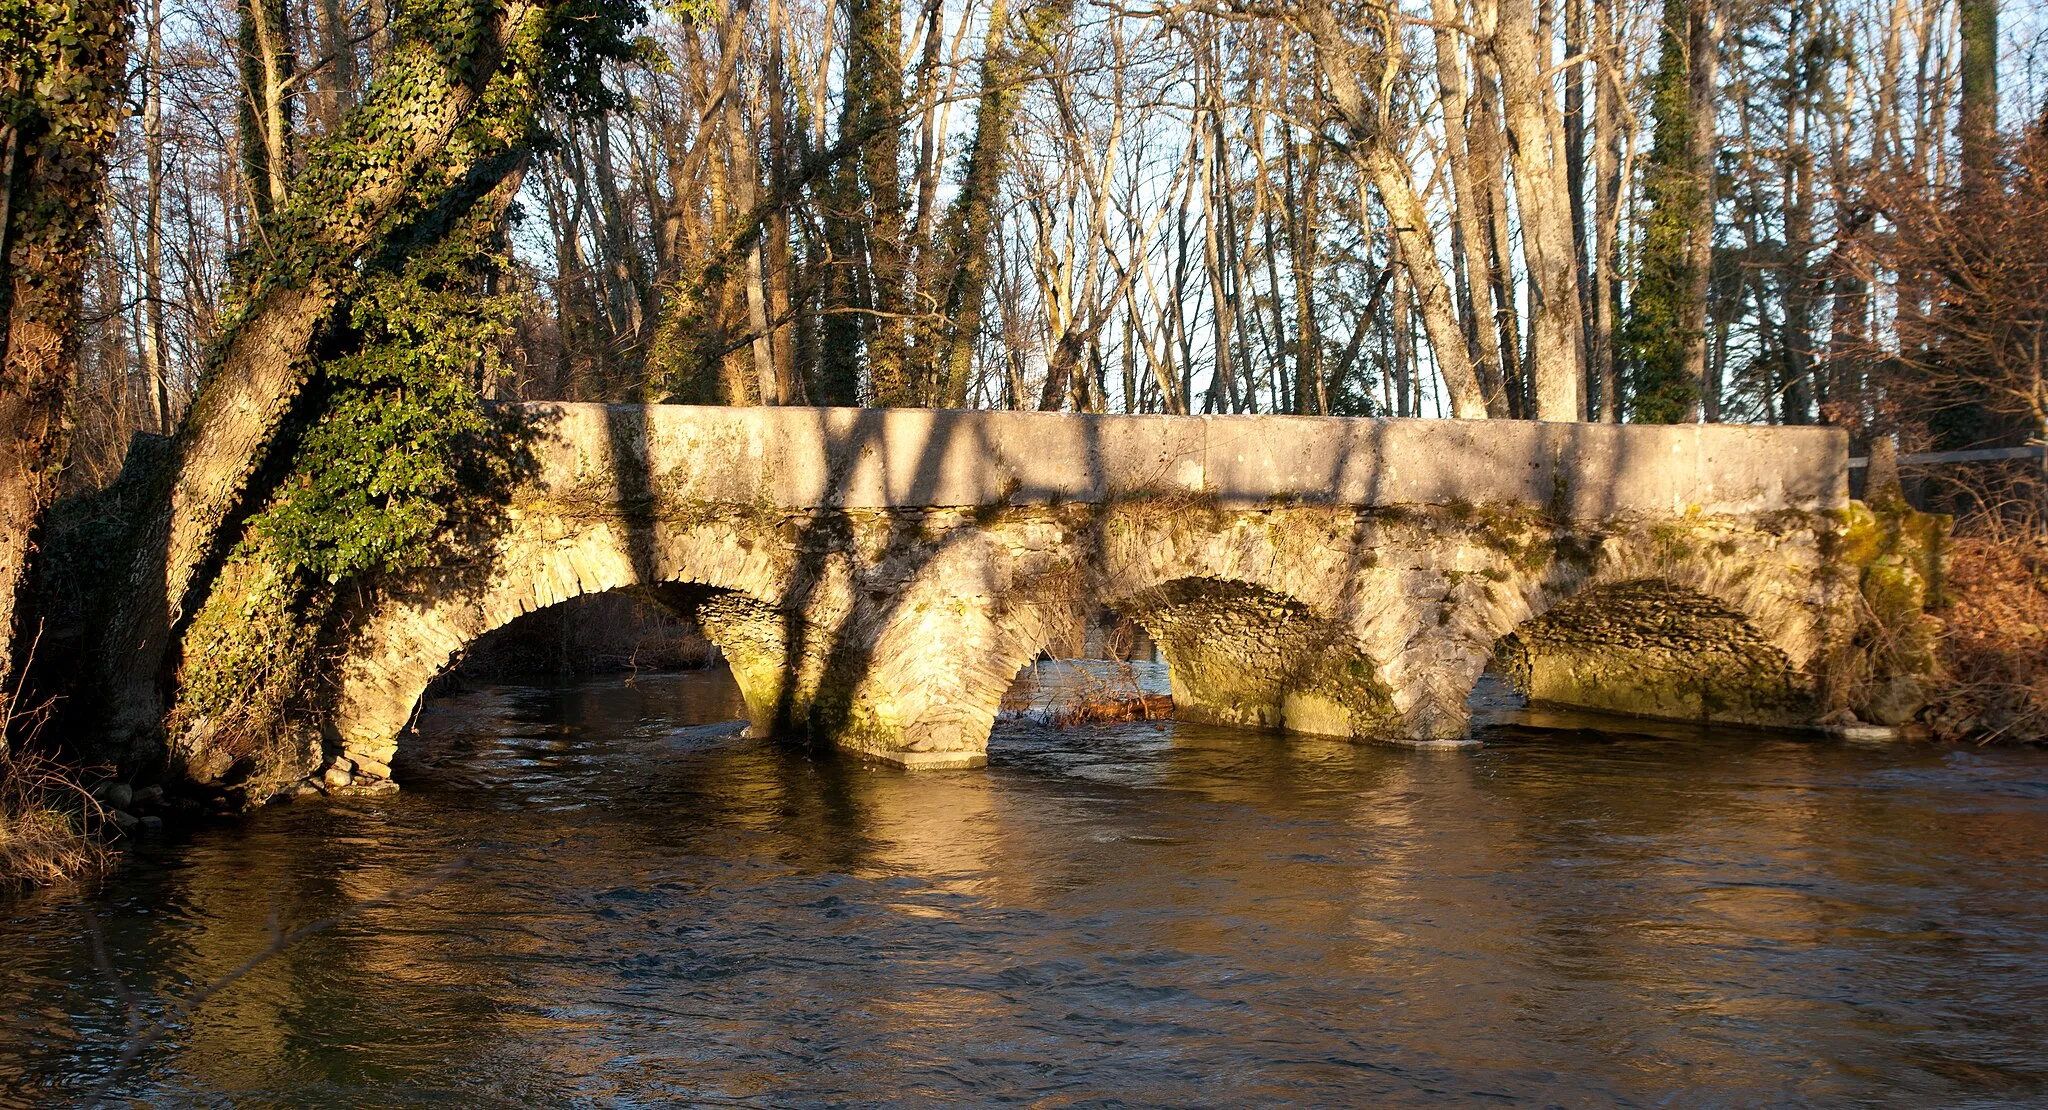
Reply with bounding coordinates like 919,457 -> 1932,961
4,664 -> 2047,1107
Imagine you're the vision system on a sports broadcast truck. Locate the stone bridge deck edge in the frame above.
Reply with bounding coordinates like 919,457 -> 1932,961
524,403 -> 1849,520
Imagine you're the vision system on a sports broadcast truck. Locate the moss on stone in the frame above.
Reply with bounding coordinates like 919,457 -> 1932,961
1120,577 -> 1400,739
1832,499 -> 1949,720
164,557 -> 327,800
1496,579 -> 1816,726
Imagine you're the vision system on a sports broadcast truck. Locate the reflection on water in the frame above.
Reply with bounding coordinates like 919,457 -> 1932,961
3,665 -> 2047,1106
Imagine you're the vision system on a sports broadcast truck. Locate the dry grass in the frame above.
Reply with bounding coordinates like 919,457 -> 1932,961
1047,692 -> 1175,728
0,746 -> 111,891
1925,520 -> 2048,743
3,634 -> 113,891
1031,635 -> 1175,729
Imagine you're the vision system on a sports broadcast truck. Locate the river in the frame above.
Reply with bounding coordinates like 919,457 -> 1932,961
3,663 -> 2046,1106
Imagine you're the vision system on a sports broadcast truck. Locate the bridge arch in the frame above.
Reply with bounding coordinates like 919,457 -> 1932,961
1086,505 -> 1413,742
1488,578 -> 1813,726
327,513 -> 803,777
1437,528 -> 1834,729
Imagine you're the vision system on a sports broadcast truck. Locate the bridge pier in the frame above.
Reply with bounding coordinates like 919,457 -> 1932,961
1117,578 -> 1404,740
647,564 -> 1065,770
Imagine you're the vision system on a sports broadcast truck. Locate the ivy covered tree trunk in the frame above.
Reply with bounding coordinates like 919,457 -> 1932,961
839,0 -> 910,405
94,0 -> 637,759
0,0 -> 129,718
166,191 -> 529,791
1623,0 -> 1720,423
1957,0 -> 1997,193
815,190 -> 861,403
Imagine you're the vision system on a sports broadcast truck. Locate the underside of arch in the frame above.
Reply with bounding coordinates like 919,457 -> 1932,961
1492,579 -> 1815,727
1113,578 -> 1401,740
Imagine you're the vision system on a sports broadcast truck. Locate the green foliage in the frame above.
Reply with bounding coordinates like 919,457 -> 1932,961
0,0 -> 129,156
170,555 -> 322,737
171,214 -> 533,778
213,0 -> 639,325
650,0 -> 717,24
253,222 -> 517,584
213,0 -> 645,581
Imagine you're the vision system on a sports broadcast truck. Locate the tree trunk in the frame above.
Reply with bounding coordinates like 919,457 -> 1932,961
314,0 -> 358,131
1590,0 -> 1622,421
1779,0 -> 1818,425
1199,74 -> 1237,415
729,85 -> 776,403
1430,0 -> 1509,416
1281,129 -> 1324,414
1624,0 -> 1718,422
1470,37 -> 1526,415
935,0 -> 1019,407
0,0 -> 129,713
1957,0 -> 1998,192
1683,0 -> 1719,419
846,0 -> 911,404
1564,0 -> 1591,416
765,0 -> 798,402
1487,0 -> 1587,420
1293,0 -> 1490,418
818,6 -> 864,406
1369,153 -> 1491,418
141,0 -> 172,433
96,0 -> 571,749
237,0 -> 297,219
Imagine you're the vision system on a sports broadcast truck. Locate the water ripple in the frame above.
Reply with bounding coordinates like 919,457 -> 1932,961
1,668 -> 2045,1106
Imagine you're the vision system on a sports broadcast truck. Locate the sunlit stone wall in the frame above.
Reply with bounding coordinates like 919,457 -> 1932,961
307,404 -> 1932,792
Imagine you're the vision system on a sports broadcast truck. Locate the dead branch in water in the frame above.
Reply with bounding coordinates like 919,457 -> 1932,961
2,626 -> 111,889
0,747 -> 110,889
1033,622 -> 1175,729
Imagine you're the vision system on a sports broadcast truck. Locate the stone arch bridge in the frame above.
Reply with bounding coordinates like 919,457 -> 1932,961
324,404 -> 1913,781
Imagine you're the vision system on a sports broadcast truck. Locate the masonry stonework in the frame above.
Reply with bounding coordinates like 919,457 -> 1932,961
316,405 -> 1929,786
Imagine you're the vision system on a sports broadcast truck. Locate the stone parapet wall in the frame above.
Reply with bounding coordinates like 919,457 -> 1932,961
521,404 -> 1848,519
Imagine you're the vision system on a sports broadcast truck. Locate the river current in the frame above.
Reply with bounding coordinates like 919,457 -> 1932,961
3,663 -> 2046,1106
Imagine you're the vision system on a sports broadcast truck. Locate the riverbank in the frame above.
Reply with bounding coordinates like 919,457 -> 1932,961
0,749 -> 108,891
1927,526 -> 2048,742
